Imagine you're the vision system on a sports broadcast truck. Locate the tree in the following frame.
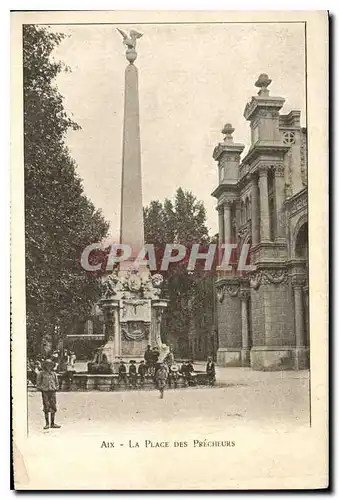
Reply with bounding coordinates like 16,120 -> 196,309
23,25 -> 109,355
143,188 -> 214,356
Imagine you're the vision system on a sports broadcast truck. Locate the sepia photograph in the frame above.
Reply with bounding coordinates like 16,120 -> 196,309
11,10 -> 328,490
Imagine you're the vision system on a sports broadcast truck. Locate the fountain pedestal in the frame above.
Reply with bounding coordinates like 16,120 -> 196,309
94,269 -> 167,367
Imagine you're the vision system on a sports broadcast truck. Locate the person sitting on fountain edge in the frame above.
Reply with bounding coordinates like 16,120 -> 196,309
138,360 -> 147,386
118,359 -> 127,385
129,360 -> 137,389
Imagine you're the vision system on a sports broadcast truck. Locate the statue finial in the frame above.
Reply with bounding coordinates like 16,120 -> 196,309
221,123 -> 235,144
116,28 -> 143,64
255,73 -> 272,96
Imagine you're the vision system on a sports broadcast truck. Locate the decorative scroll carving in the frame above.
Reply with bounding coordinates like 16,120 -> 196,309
103,270 -> 125,298
274,164 -> 285,177
216,287 -> 225,303
258,164 -> 269,177
216,283 -> 240,302
121,321 -> 149,341
142,273 -> 164,298
249,269 -> 288,290
249,271 -> 262,290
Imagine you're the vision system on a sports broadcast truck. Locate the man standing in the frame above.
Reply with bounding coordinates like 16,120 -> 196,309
144,345 -> 152,375
206,357 -> 216,386
36,359 -> 61,430
155,363 -> 168,399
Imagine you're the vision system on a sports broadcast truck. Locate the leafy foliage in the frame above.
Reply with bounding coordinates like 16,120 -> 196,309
143,188 -> 215,355
24,25 -> 109,355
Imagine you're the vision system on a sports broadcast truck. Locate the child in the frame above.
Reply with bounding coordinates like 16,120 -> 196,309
36,359 -> 61,430
128,360 -> 137,388
169,362 -> 179,388
138,360 -> 147,386
155,363 -> 168,399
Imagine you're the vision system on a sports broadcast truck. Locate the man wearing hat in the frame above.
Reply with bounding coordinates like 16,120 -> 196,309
128,360 -> 137,389
118,359 -> 127,386
36,359 -> 61,429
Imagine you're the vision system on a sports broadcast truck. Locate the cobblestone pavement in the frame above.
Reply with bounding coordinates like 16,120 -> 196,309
28,367 -> 310,435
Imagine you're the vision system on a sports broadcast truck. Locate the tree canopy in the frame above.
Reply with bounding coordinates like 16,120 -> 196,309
23,25 -> 109,355
143,188 -> 215,355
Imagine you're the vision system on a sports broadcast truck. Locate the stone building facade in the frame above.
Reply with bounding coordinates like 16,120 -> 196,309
212,74 -> 309,371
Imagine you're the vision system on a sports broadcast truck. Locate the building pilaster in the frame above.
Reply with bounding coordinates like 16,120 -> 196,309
251,173 -> 260,245
274,164 -> 286,239
258,165 -> 270,241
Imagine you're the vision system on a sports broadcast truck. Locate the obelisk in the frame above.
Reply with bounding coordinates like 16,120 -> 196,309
118,28 -> 144,260
94,30 -> 167,368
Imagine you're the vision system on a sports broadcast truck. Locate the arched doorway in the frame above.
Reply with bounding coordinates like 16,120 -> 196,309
295,222 -> 308,260
294,221 -> 309,353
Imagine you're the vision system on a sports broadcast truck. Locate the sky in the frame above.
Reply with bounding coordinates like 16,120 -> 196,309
49,22 -> 306,238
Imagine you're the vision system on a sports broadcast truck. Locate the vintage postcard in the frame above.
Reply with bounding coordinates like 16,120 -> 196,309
11,10 -> 328,490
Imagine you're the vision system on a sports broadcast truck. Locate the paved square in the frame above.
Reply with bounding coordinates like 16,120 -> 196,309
28,366 -> 310,435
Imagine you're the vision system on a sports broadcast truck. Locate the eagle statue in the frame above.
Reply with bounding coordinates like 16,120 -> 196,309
116,28 -> 143,50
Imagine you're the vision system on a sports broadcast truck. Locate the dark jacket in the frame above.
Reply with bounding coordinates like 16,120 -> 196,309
36,370 -> 59,391
144,349 -> 152,362
206,361 -> 215,376
129,364 -> 137,376
138,364 -> 147,376
119,364 -> 126,375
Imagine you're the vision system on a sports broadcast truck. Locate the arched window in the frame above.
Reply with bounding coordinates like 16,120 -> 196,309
245,198 -> 250,221
240,200 -> 245,224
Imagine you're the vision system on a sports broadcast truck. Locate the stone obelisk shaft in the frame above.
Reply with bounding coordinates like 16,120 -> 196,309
120,63 -> 144,257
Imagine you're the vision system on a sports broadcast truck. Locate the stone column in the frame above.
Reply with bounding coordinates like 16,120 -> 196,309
258,166 -> 270,241
303,284 -> 309,346
251,174 -> 259,245
113,306 -> 121,357
240,290 -> 250,366
274,165 -> 286,239
100,299 -> 120,363
294,285 -> 305,348
223,202 -> 232,243
218,206 -> 224,245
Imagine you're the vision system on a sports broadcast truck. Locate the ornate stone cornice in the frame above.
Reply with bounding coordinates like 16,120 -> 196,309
243,96 -> 285,121
213,143 -> 245,162
241,143 -> 289,166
